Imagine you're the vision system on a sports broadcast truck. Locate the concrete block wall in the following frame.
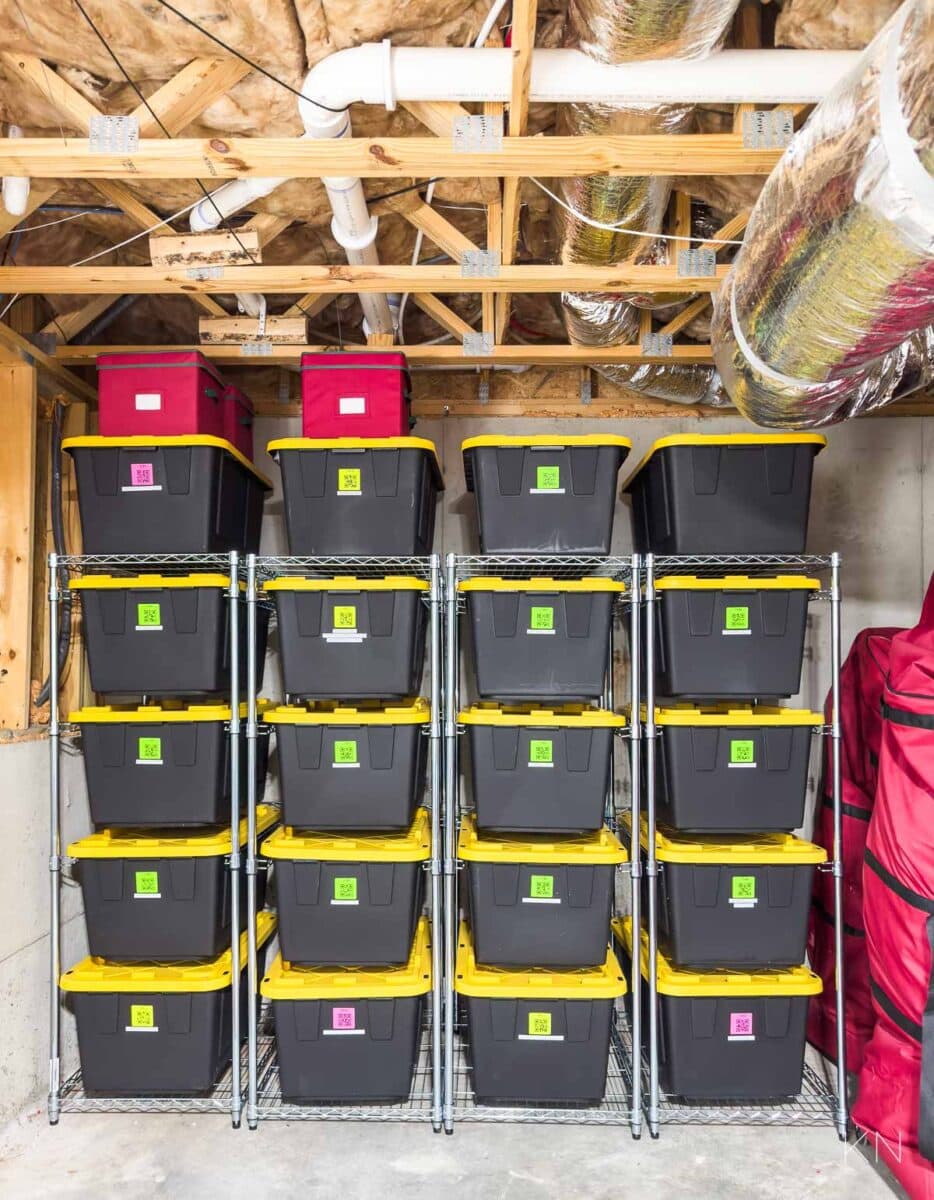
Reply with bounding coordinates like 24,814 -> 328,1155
1,411 -> 929,1124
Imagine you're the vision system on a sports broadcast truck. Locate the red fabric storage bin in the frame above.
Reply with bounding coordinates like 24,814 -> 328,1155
222,383 -> 255,461
98,352 -> 227,440
301,352 -> 410,438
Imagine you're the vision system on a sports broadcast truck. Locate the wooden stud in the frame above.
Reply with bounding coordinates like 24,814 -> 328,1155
399,99 -> 473,139
382,196 -> 480,260
130,58 -> 252,138
0,352 -> 38,729
411,294 -> 474,340
149,229 -> 262,268
658,295 -> 711,337
483,102 -> 504,338
4,262 -> 727,296
366,331 -> 395,347
284,294 -> 334,319
41,296 -> 119,342
198,316 -> 308,344
0,135 -> 786,180
0,322 -> 96,402
702,210 -> 750,250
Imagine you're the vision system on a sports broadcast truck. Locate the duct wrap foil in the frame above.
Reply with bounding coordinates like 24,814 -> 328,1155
555,0 -> 740,401
711,0 -> 934,428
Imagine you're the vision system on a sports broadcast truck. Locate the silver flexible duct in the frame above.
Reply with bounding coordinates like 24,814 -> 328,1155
554,0 -> 740,402
711,0 -> 934,427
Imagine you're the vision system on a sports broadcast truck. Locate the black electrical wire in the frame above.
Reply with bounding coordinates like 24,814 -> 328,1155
35,401 -> 72,710
367,178 -> 446,206
151,0 -> 348,113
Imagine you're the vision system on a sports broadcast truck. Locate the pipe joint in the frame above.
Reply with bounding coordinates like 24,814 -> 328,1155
331,211 -> 378,253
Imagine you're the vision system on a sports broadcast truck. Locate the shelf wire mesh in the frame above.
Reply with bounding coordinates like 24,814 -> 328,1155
255,555 -> 435,583
650,554 -> 833,580
453,555 -> 633,584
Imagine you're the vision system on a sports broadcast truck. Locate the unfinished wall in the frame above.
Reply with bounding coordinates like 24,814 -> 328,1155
2,412 -> 930,1124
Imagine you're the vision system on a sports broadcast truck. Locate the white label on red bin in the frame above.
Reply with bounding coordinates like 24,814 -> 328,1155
338,396 -> 367,415
323,1007 -> 366,1036
134,392 -> 162,411
122,462 -> 162,493
728,1012 -> 755,1042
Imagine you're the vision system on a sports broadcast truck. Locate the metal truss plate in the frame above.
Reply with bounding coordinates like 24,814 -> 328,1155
677,248 -> 716,277
88,115 -> 139,154
452,113 -> 503,153
742,108 -> 794,150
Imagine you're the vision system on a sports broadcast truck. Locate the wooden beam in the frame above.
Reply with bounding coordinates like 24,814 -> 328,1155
658,295 -> 711,337
57,341 -> 715,368
149,229 -> 262,268
411,293 -> 474,340
366,331 -> 395,347
399,99 -> 472,139
702,209 -> 750,250
4,263 -> 728,296
0,352 -> 37,729
482,100 -> 504,338
131,57 -> 252,138
284,294 -> 334,319
382,195 -> 480,260
41,295 -> 118,341
0,321 -> 96,401
0,135 -> 786,179
199,316 -> 308,344
0,182 -> 58,239
244,212 -> 293,248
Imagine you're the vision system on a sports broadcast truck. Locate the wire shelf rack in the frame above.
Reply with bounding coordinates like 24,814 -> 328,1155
254,555 -> 435,582
650,554 -> 835,580
58,1049 -> 242,1116
450,1007 -> 635,1126
452,555 -> 633,583
57,553 -> 237,574
254,1011 -> 437,1123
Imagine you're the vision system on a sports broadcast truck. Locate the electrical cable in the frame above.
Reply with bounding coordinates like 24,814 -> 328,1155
6,210 -> 106,235
151,0 -> 347,113
530,177 -> 746,245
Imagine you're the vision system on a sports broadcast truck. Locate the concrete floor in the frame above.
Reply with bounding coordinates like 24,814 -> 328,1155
0,1106 -> 893,1199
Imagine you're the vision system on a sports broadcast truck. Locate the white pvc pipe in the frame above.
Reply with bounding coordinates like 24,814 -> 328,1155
2,125 -> 29,217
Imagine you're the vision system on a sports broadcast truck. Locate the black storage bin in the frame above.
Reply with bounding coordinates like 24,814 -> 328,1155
73,574 -> 269,697
266,699 -> 429,831
69,807 -> 277,961
615,918 -> 821,1101
461,578 -> 624,703
73,702 -> 271,828
653,575 -> 816,700
462,435 -> 631,555
461,704 -> 624,834
456,922 -> 626,1105
269,437 -> 442,556
63,435 -> 270,555
267,575 -> 428,700
262,809 -> 430,966
622,433 -> 825,555
631,818 -> 826,968
60,913 -> 276,1097
652,704 -> 823,833
261,917 -> 431,1104
458,815 -> 626,968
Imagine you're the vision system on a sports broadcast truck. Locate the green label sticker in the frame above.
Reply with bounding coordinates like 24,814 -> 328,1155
333,876 -> 358,902
137,736 -> 162,762
130,1004 -> 154,1028
724,606 -> 750,632
730,739 -> 755,766
333,740 -> 358,765
731,875 -> 756,902
536,465 -> 560,491
528,1012 -> 552,1037
136,602 -> 161,627
529,606 -> 554,631
338,468 -> 361,493
529,739 -> 553,764
529,874 -> 555,899
333,605 -> 357,630
134,870 -> 159,895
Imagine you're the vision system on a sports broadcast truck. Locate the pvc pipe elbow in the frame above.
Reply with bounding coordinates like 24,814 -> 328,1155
330,212 -> 379,254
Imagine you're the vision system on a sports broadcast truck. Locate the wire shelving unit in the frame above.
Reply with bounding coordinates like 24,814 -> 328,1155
47,550 -> 251,1125
243,553 -> 444,1130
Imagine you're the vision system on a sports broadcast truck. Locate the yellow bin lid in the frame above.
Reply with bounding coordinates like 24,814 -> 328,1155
263,575 -> 429,594
261,808 -> 430,863
458,703 -> 625,729
455,922 -> 626,999
261,916 -> 432,1000
654,575 -> 819,592
70,573 -> 239,592
267,436 -> 443,488
68,805 -> 279,859
264,699 -> 430,726
62,434 -> 273,489
458,814 -> 627,865
645,704 -> 824,728
458,576 -> 625,594
613,918 -> 822,998
60,911 -> 277,994
70,701 -> 271,723
623,816 -> 827,866
622,433 -> 826,488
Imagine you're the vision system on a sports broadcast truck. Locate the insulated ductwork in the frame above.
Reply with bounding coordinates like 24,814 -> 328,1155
711,0 -> 934,427
555,0 -> 740,402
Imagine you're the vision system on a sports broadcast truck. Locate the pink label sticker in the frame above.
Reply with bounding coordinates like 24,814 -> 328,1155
730,1012 -> 754,1037
332,1007 -> 356,1031
130,463 -> 154,487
